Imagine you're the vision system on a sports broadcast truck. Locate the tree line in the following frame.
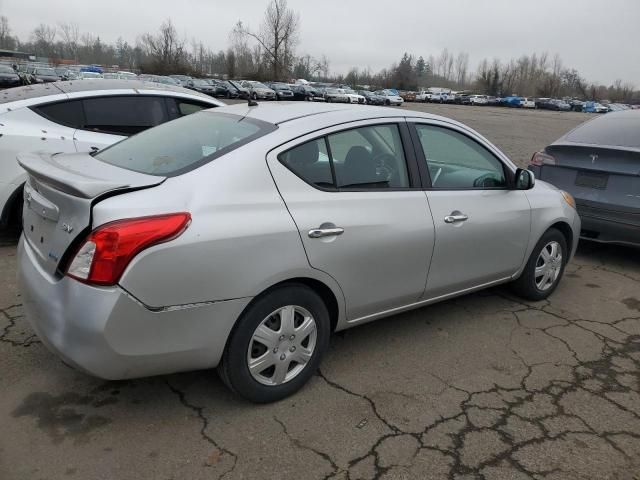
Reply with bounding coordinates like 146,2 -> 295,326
0,0 -> 636,102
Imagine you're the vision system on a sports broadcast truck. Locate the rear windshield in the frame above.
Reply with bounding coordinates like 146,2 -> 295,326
95,111 -> 276,176
566,112 -> 640,148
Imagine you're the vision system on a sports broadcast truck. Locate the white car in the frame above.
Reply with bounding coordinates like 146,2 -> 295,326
0,80 -> 224,230
521,97 -> 536,109
469,95 -> 489,106
374,90 -> 404,106
341,89 -> 366,104
416,91 -> 429,102
78,71 -> 104,79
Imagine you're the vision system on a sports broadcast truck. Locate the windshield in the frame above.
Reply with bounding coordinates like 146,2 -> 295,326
251,82 -> 268,89
36,68 -> 57,76
96,112 -> 278,176
192,79 -> 209,86
0,65 -> 15,74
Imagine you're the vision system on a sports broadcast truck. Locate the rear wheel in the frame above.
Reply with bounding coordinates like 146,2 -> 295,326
218,285 -> 330,403
511,228 -> 567,301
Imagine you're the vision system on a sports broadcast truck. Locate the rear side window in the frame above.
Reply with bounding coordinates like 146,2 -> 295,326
32,100 -> 84,128
280,139 -> 333,188
83,96 -> 169,135
95,111 -> 276,176
165,98 -> 213,118
278,124 -> 410,190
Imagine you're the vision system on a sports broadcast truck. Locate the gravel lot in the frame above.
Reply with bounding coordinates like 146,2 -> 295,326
1,104 -> 639,480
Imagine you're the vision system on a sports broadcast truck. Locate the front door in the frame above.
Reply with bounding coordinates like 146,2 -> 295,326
268,121 -> 435,321
410,121 -> 531,298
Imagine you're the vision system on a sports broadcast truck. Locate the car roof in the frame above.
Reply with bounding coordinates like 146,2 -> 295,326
215,101 -> 459,128
0,79 -> 215,106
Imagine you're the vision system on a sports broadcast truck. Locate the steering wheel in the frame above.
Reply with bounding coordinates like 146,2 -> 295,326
373,153 -> 398,181
473,173 -> 501,188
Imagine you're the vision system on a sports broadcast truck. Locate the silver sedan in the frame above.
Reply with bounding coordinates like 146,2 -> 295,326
18,103 -> 580,402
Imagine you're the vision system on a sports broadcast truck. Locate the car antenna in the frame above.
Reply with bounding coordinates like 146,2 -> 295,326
248,98 -> 259,107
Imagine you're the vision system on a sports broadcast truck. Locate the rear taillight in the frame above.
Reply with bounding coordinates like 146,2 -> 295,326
66,213 -> 191,286
530,151 -> 556,166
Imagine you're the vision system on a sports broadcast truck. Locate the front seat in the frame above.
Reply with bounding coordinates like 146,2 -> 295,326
340,146 -> 379,188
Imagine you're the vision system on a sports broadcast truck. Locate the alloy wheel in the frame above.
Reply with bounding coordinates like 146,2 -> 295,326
534,241 -> 563,291
247,305 -> 317,386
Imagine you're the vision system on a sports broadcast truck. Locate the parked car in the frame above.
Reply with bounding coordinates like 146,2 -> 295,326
78,71 -> 104,79
30,67 -> 59,83
241,81 -> 277,101
456,94 -> 472,105
538,99 -> 570,111
0,80 -> 224,230
486,96 -> 500,106
583,101 -> 609,114
323,88 -> 349,103
399,91 -> 416,102
170,75 -> 193,87
501,96 -> 524,107
227,80 -> 250,100
357,90 -> 386,105
117,71 -> 137,80
17,103 -> 579,403
267,82 -> 295,100
374,89 -> 404,106
185,78 -> 218,96
416,91 -> 430,102
342,88 -> 366,104
569,99 -> 584,112
202,79 -> 239,99
215,80 -> 244,99
469,95 -> 488,106
529,109 -> 638,246
520,97 -> 536,109
430,92 -> 448,103
290,84 -> 324,101
0,65 -> 22,89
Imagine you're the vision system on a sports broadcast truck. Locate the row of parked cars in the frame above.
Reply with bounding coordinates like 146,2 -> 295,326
406,89 -> 635,113
168,76 -> 407,106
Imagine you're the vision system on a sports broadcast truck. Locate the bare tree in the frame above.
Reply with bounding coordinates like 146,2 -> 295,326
234,0 -> 300,80
58,22 -> 79,62
31,23 -> 57,58
140,19 -> 187,74
0,16 -> 17,50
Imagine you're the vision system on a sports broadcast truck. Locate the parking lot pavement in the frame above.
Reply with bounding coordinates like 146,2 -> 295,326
1,107 -> 639,480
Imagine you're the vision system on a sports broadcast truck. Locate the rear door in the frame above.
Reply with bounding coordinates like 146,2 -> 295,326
409,120 -> 531,299
267,120 -> 435,321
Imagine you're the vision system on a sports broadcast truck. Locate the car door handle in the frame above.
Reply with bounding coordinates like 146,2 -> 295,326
444,213 -> 469,223
308,226 -> 344,238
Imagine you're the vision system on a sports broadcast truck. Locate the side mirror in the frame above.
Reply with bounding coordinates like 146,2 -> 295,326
515,168 -> 535,190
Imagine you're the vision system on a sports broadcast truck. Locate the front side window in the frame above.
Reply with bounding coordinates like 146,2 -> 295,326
82,96 -> 169,135
278,124 -> 410,190
415,125 -> 506,189
96,111 -> 276,176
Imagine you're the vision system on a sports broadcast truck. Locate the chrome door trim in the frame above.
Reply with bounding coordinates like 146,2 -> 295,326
346,275 -> 512,325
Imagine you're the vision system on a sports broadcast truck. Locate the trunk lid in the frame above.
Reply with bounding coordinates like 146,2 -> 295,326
538,144 -> 640,212
18,151 -> 165,276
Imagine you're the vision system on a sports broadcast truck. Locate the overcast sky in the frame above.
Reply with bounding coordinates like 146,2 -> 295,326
1,0 -> 638,86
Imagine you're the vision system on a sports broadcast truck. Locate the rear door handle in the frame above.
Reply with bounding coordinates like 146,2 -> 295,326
444,212 -> 469,224
308,223 -> 344,238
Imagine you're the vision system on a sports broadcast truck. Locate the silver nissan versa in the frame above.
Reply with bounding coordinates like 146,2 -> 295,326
18,103 -> 580,402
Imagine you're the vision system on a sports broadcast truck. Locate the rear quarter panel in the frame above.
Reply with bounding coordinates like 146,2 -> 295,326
95,138 -> 344,312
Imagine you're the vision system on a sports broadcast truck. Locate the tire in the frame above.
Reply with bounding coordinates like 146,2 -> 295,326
218,284 -> 330,403
252,92 -> 258,100
511,228 -> 568,301
385,99 -> 391,106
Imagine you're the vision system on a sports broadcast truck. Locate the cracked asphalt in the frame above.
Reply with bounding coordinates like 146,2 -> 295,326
1,105 -> 639,480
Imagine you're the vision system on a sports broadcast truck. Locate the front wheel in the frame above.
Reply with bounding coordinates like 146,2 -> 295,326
218,285 -> 330,403
511,228 -> 568,301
